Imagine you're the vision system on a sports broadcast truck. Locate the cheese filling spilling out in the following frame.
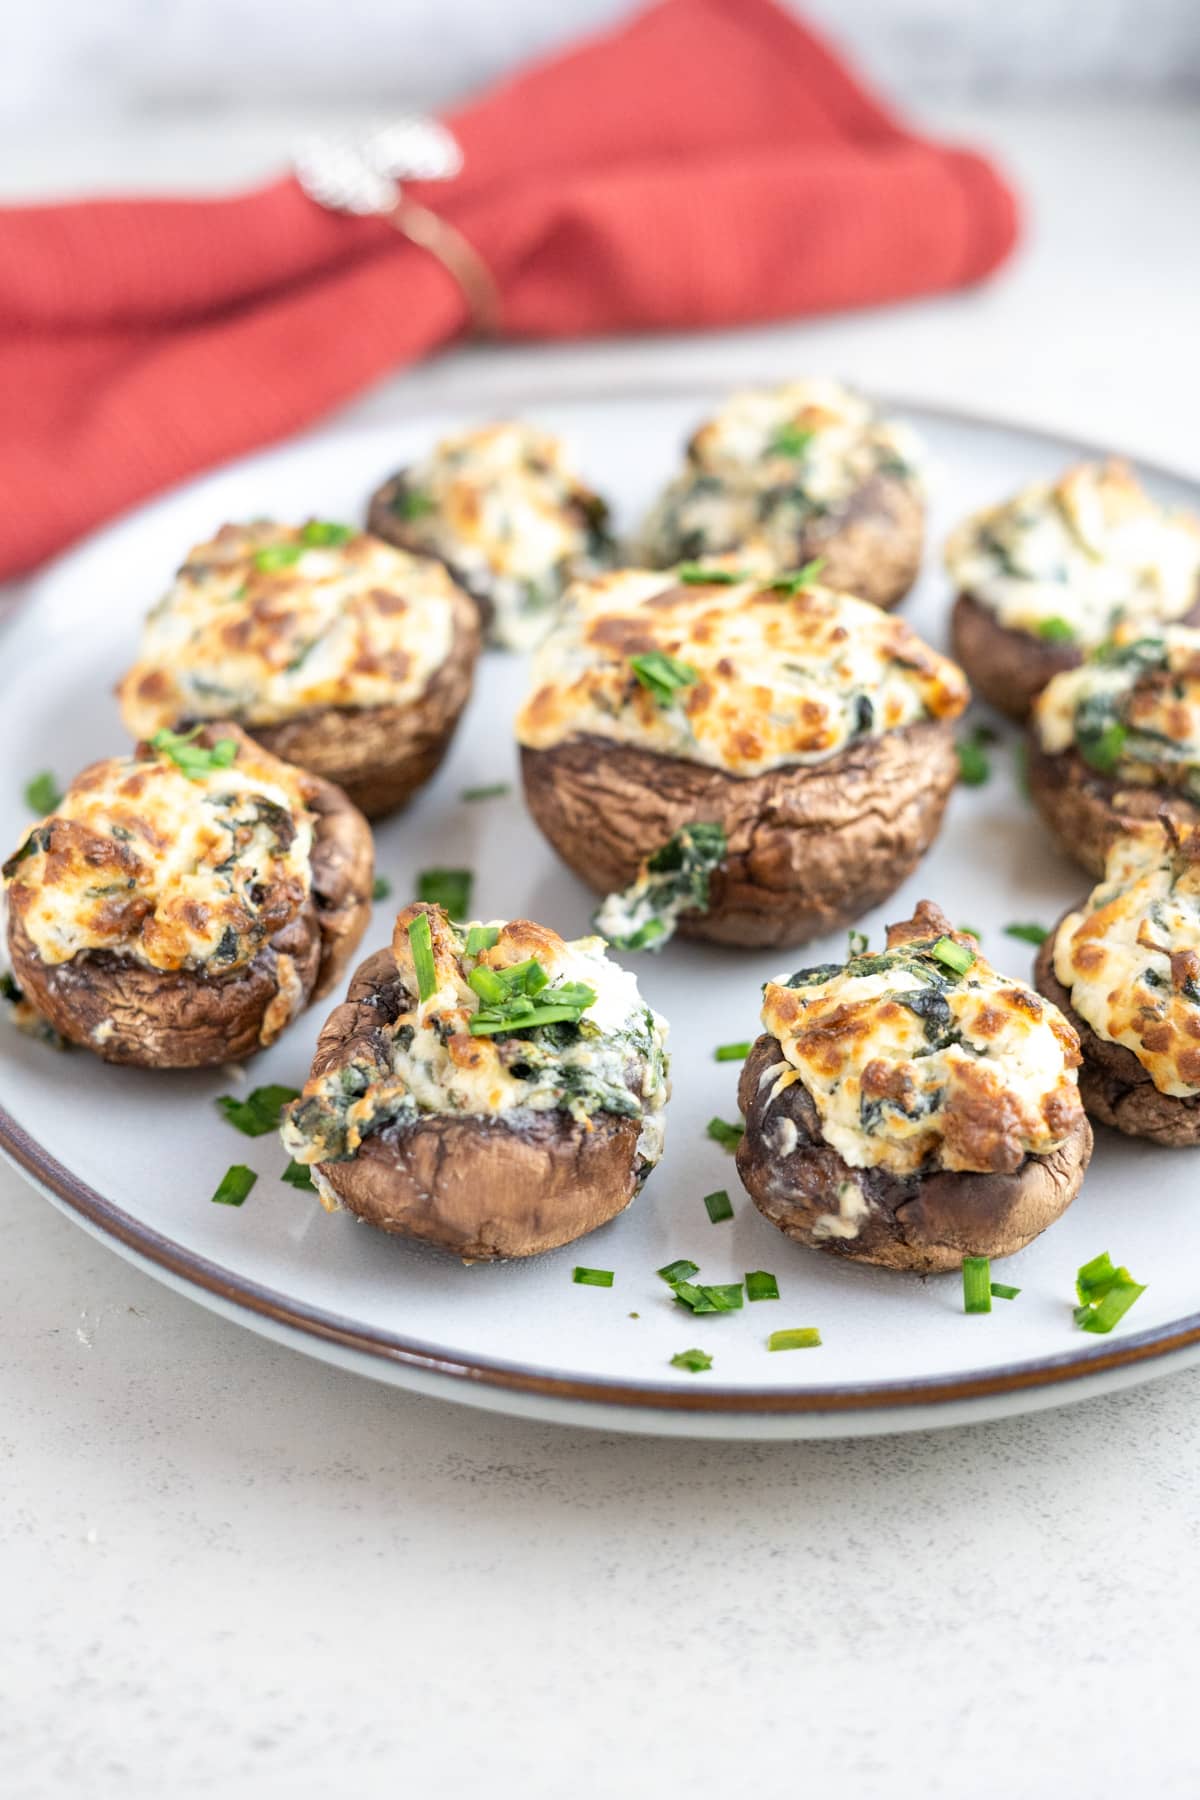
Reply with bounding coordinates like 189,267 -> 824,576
945,461 -> 1200,646
760,935 -> 1082,1177
282,909 -> 669,1168
515,570 -> 968,776
1053,827 -> 1200,1096
1033,623 -> 1200,793
3,738 -> 314,974
635,378 -> 923,570
381,422 -> 613,649
119,521 -> 460,736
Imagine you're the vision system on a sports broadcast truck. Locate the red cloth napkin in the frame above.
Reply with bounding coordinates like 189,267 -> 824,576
0,0 -> 1017,581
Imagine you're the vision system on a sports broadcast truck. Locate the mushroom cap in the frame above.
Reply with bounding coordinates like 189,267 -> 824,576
1027,738 -> 1200,880
950,593 -> 1083,722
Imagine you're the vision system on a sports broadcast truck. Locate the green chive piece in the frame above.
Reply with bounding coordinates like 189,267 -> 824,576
1037,615 -> 1076,643
958,924 -> 982,942
657,1259 -> 700,1285
962,1256 -> 992,1313
629,650 -> 700,706
956,729 -> 992,787
573,1267 -> 614,1288
461,782 -> 511,802
467,960 -> 595,1037
23,771 -> 61,814
767,558 -> 825,596
1004,922 -> 1048,946
300,520 -> 355,546
847,928 -> 869,956
1073,1251 -> 1146,1334
673,1281 -> 743,1314
212,1164 -> 256,1207
703,1188 -> 734,1224
417,868 -> 473,919
215,1084 -> 300,1138
465,924 -> 501,955
707,1116 -> 744,1151
408,912 -> 438,1003
990,1282 -> 1020,1301
149,726 -> 239,780
253,542 -> 306,572
676,563 -> 744,585
372,876 -> 392,902
770,424 -> 816,458
745,1270 -> 780,1303
713,1041 -> 751,1063
930,936 -> 976,977
768,1328 -> 821,1351
282,1159 -> 315,1191
394,489 -> 435,519
670,1348 -> 713,1373
1076,1251 -> 1120,1304
1079,721 -> 1128,776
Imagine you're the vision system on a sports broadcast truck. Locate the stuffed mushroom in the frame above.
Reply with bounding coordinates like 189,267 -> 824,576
117,519 -> 480,819
1034,821 -> 1200,1145
1028,623 -> 1200,877
736,902 -> 1092,1272
366,422 -> 614,649
2,724 -> 373,1067
516,569 -> 969,950
281,903 -> 669,1260
947,460 -> 1200,721
633,378 -> 925,610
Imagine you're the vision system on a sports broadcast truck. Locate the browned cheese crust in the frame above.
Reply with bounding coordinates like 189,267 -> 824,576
1027,738 -> 1200,880
305,948 -> 646,1261
1035,917 -> 1200,1145
520,719 -> 959,950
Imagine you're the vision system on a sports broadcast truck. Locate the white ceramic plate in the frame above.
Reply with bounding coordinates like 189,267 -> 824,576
3,381 -> 1199,1439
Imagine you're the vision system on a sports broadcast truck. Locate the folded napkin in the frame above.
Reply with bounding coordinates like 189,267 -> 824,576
0,0 -> 1018,580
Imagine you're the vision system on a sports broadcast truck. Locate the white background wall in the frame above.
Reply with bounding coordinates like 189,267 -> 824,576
5,0 -> 1199,125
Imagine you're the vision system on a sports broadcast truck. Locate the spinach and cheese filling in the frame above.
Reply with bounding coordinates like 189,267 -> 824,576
634,378 -> 922,570
1034,624 -> 1200,791
3,732 -> 314,974
282,907 -> 669,1169
376,422 -> 614,650
119,520 -> 462,736
515,570 -> 968,777
594,824 -> 727,952
946,461 -> 1200,647
759,931 -> 1082,1176
1053,826 -> 1200,1095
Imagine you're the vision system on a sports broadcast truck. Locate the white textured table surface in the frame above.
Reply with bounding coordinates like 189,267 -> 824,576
4,103 -> 1200,1799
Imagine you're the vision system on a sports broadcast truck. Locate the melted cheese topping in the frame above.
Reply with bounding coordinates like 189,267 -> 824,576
1053,828 -> 1200,1095
118,522 -> 460,736
761,938 -> 1081,1176
4,737 -> 314,974
635,378 -> 922,569
283,910 -> 669,1167
515,570 -> 968,776
1033,623 -> 1200,792
380,423 -> 612,649
946,461 -> 1200,646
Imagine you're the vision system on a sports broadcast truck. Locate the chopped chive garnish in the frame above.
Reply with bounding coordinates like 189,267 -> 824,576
658,1259 -> 700,1285
956,727 -> 992,787
670,1348 -> 713,1373
1004,922 -> 1048,946
745,1270 -> 780,1302
1073,1251 -> 1146,1334
770,424 -> 816,458
672,1280 -> 743,1314
372,876 -> 392,902
408,912 -> 438,1003
211,1164 -> 256,1207
713,1041 -> 751,1062
768,1328 -> 821,1351
573,1266 -> 614,1288
767,558 -> 825,596
394,489 -> 435,519
466,956 -> 594,1037
930,936 -> 976,977
958,924 -> 982,941
216,1084 -> 300,1138
300,519 -> 354,546
707,1116 -> 744,1151
703,1188 -> 734,1224
461,782 -> 511,802
1079,721 -> 1128,776
23,771 -> 61,814
848,928 -> 869,956
962,1256 -> 992,1313
150,725 -> 239,780
629,650 -> 701,706
465,924 -> 500,955
1037,615 -> 1076,642
417,867 -> 473,919
282,1159 -> 315,1191
990,1282 -> 1020,1301
253,542 -> 306,572
676,563 -> 745,585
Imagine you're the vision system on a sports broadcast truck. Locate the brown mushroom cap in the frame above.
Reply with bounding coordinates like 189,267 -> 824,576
303,948 -> 650,1261
734,901 -> 1093,1269
776,469 -> 925,613
520,719 -> 959,950
1027,737 -> 1200,879
950,594 -> 1083,722
6,727 -> 374,1069
1034,915 -> 1200,1146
